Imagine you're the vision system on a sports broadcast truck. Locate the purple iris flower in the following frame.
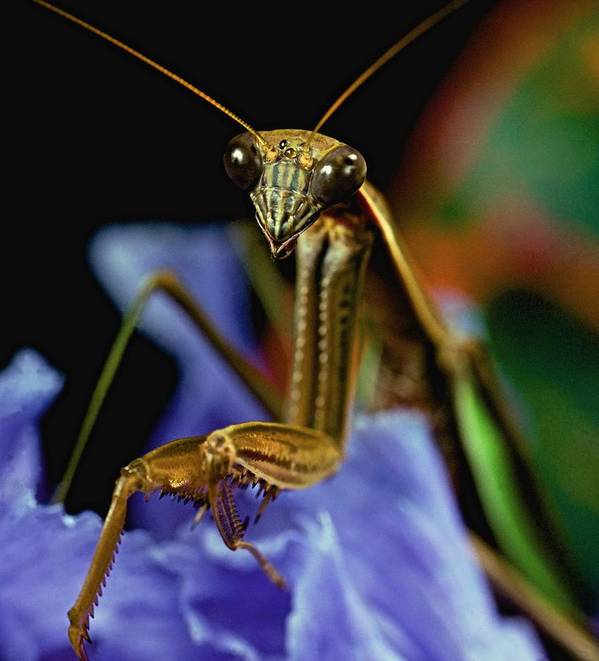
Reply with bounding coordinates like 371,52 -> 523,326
1,222 -> 545,660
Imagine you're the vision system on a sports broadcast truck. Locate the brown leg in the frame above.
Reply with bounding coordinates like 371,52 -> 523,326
54,269 -> 283,504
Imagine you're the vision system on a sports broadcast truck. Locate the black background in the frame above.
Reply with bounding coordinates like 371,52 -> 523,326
15,1 -> 495,513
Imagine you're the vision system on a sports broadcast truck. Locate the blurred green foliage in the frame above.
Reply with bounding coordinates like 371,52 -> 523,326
487,291 -> 599,604
440,13 -> 599,235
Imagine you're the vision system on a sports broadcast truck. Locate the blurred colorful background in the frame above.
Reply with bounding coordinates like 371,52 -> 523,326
390,0 -> 599,613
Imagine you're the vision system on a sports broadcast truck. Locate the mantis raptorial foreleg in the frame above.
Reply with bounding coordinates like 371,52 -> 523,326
68,423 -> 343,659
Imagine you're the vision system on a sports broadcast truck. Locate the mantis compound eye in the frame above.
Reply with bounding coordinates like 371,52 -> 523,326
223,133 -> 263,190
311,145 -> 367,206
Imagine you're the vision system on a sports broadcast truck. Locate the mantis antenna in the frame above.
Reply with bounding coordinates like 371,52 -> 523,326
308,0 -> 471,144
33,0 -> 267,147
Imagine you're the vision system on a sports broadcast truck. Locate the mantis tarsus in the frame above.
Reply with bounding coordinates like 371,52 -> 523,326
32,1 -> 599,659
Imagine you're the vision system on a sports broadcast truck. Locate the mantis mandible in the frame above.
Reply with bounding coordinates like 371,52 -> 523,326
32,1 -> 594,659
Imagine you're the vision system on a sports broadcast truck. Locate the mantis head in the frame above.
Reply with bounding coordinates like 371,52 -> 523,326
224,129 -> 367,259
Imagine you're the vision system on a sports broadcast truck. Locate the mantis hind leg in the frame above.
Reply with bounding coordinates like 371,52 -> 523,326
53,269 -> 283,504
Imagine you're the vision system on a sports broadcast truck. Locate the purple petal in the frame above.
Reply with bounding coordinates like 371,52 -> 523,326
285,411 -> 544,659
0,349 -> 63,508
156,524 -> 297,660
90,223 -> 254,358
0,503 -> 199,661
288,513 -> 407,660
0,351 -> 199,660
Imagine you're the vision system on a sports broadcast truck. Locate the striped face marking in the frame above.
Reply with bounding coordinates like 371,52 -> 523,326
224,129 -> 367,259
252,133 -> 320,257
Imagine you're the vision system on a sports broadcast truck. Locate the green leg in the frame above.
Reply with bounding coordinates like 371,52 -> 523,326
53,270 -> 282,504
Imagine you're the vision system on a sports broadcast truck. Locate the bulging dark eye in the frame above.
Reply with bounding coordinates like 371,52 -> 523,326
311,146 -> 367,206
223,133 -> 263,190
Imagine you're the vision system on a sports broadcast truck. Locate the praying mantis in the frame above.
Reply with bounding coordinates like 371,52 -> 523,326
31,1 -> 599,659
